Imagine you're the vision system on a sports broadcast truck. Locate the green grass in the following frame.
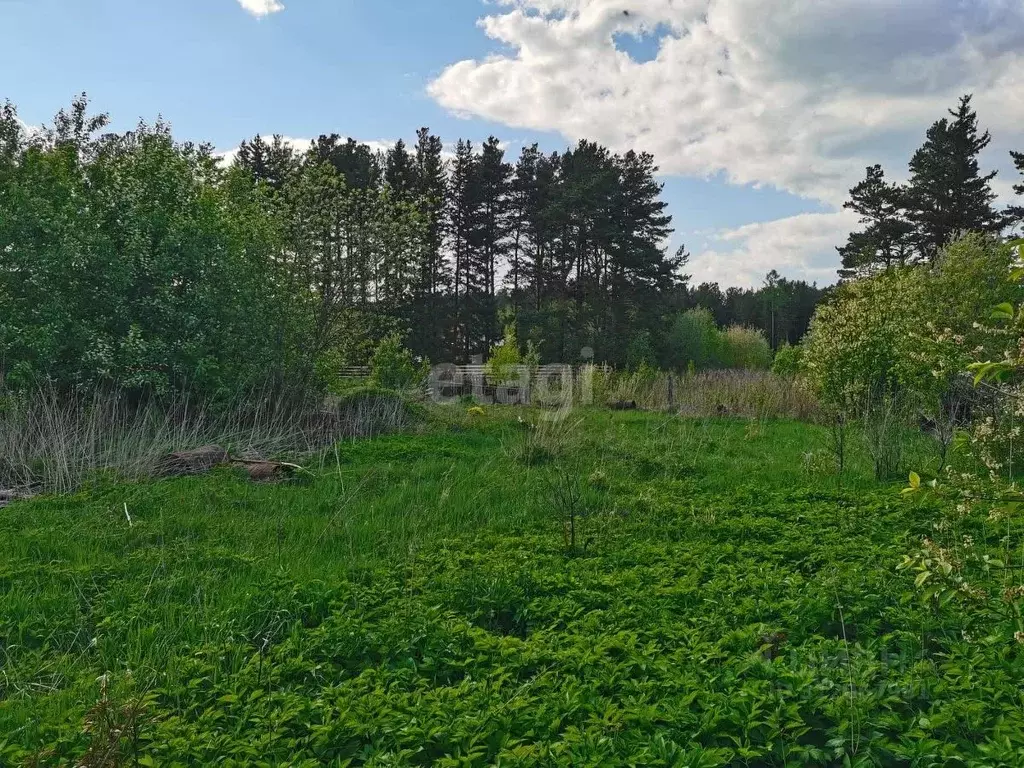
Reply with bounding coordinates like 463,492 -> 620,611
2,408 -> 1023,766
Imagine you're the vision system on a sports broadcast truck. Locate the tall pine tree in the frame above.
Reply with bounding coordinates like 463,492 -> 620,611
1008,150 -> 1024,229
408,128 -> 448,361
384,139 -> 416,202
466,137 -> 512,354
235,134 -> 298,192
837,164 -> 914,277
447,140 -> 477,361
905,94 -> 1003,260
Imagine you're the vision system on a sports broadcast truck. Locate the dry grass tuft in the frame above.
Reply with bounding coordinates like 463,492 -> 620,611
0,385 -> 416,496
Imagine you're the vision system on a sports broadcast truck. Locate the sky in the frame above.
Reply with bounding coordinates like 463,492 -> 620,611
2,0 -> 1023,288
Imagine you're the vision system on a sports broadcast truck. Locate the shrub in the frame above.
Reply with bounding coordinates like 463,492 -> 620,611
314,348 -> 346,395
803,267 -> 926,413
803,233 -> 1018,418
771,343 -> 803,377
0,110 -> 307,401
664,311 -> 770,371
719,326 -> 772,370
368,333 -> 428,391
664,308 -> 719,370
486,324 -> 524,384
626,329 -> 657,371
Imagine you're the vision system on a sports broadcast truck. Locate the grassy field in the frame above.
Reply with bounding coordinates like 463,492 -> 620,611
2,407 -> 1023,766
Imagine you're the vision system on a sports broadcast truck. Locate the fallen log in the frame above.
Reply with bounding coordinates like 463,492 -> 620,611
0,488 -> 35,508
230,458 -> 305,482
157,445 -> 230,476
608,400 -> 638,411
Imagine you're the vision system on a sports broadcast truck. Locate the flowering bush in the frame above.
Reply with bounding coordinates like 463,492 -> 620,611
804,234 -> 1019,419
901,239 -> 1024,640
802,267 -> 927,414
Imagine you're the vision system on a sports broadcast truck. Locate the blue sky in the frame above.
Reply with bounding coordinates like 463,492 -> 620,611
3,0 -> 1021,287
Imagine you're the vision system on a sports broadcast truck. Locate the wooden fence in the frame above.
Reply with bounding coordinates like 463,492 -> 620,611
341,363 -> 612,403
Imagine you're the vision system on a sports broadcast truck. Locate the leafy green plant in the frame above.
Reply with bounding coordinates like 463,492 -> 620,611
718,325 -> 772,370
368,333 -> 429,391
771,342 -> 803,376
485,323 -> 524,385
1,408 -> 1017,766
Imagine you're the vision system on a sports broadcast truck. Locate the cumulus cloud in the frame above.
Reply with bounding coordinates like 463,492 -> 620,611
237,0 -> 285,18
429,0 -> 1024,284
692,211 -> 860,289
429,0 -> 1024,205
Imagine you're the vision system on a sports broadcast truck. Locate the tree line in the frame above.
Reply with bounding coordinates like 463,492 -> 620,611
234,123 -> 823,366
235,124 -> 824,365
839,95 -> 1024,277
0,94 -> 824,399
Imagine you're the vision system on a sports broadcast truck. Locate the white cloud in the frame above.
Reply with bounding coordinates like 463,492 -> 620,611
429,0 -> 1024,285
692,210 -> 860,289
237,0 -> 285,18
429,0 -> 1024,206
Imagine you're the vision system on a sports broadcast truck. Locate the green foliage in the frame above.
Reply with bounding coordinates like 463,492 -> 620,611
718,326 -> 772,370
771,342 -> 803,376
803,267 -> 924,411
625,329 -> 658,371
3,409 -> 1016,766
313,348 -> 347,395
664,310 -> 770,371
923,233 -> 1022,376
837,164 -> 915,277
0,99 -> 308,399
1009,151 -> 1024,227
678,274 -> 826,354
485,323 -> 523,384
368,333 -> 428,391
906,95 -> 1006,259
838,94 -> 1007,275
665,308 -> 720,369
805,233 -> 1019,416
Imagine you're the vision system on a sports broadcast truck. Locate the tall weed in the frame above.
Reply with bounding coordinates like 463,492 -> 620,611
606,369 -> 818,420
0,385 -> 416,495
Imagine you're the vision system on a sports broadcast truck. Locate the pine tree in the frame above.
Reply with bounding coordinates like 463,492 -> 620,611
837,164 -> 914,277
384,139 -> 416,202
1008,150 -> 1024,229
604,149 -> 679,363
235,134 -> 297,192
447,140 -> 478,361
408,128 -> 449,360
309,135 -> 379,190
525,150 -> 560,314
905,94 -> 1003,260
467,137 -> 512,353
507,146 -> 539,309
